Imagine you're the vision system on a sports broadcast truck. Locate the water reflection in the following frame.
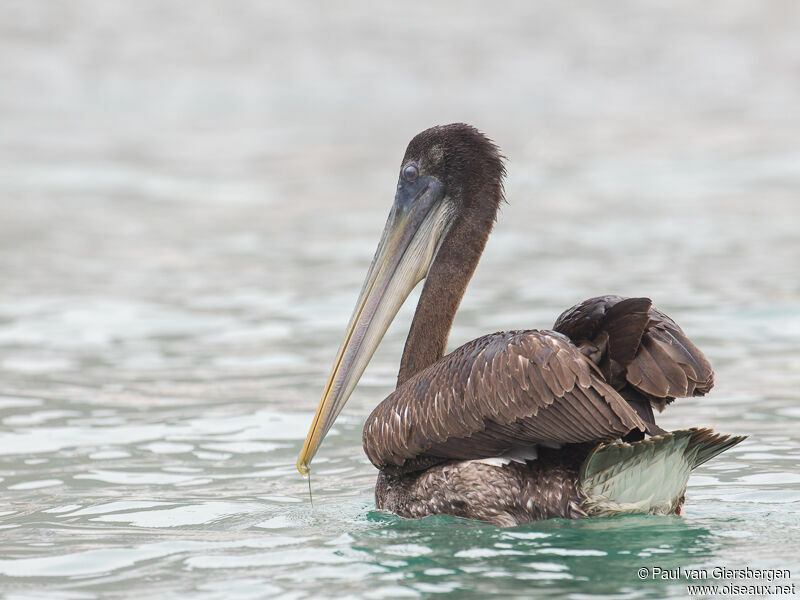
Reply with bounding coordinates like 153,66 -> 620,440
340,513 -> 716,598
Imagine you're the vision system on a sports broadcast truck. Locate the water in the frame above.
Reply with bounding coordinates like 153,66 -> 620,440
1,1 -> 799,598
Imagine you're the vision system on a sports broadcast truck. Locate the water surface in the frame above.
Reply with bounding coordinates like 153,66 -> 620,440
1,1 -> 799,598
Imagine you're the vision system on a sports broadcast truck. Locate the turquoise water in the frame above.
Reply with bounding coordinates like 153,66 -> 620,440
1,1 -> 799,598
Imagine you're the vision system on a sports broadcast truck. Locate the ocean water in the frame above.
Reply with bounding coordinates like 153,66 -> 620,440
1,1 -> 799,598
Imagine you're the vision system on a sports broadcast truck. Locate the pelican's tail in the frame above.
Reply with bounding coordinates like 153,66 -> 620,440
578,428 -> 746,517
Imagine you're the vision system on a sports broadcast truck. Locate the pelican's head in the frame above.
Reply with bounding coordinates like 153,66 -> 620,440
298,124 -> 505,474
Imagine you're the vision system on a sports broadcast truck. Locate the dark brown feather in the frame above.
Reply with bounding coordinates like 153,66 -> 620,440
375,455 -> 588,526
553,296 -> 714,413
396,125 -> 506,387
362,330 -> 646,475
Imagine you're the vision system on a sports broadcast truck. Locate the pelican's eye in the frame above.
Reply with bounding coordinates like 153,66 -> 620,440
403,164 -> 419,182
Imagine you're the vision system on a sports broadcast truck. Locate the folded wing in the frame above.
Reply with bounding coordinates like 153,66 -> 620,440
553,296 -> 714,413
363,330 -> 646,475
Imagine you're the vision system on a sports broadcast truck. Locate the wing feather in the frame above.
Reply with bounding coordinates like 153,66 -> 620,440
362,330 -> 645,474
553,296 -> 714,411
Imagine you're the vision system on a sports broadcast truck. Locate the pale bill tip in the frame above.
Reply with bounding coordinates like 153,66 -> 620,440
296,456 -> 310,476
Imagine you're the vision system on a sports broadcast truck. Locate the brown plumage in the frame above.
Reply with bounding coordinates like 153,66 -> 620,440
377,428 -> 744,525
364,330 -> 646,476
299,123 -> 746,526
396,126 -> 506,387
376,456 -> 587,526
553,295 -> 714,405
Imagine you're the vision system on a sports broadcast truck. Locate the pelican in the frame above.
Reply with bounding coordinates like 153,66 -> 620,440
298,123 -> 745,526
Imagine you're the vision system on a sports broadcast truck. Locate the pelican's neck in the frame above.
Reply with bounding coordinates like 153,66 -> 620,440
396,209 -> 495,387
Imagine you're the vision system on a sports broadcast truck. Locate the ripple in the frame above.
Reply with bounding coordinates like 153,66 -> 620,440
7,479 -> 62,490
537,548 -> 607,557
381,543 -> 433,557
142,442 -> 194,454
74,469 -> 202,486
90,501 -> 265,528
65,501 -> 174,517
738,472 -> 800,485
0,542 -> 203,578
454,548 -> 525,558
186,547 -> 350,569
0,396 -> 42,409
